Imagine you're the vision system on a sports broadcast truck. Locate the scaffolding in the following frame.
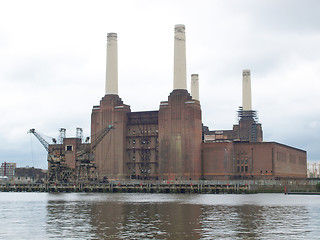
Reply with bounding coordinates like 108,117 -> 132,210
126,124 -> 158,180
237,107 -> 259,143
125,111 -> 159,180
237,107 -> 259,122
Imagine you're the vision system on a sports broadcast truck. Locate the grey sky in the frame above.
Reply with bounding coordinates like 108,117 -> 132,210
0,0 -> 319,169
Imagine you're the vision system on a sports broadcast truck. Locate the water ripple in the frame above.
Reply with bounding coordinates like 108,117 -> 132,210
0,193 -> 319,239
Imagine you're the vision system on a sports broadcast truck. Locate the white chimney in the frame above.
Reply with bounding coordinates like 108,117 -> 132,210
105,33 -> 118,95
242,69 -> 252,111
191,74 -> 199,100
173,24 -> 187,90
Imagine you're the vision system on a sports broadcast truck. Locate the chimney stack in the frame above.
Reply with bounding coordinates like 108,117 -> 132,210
105,33 -> 118,95
191,74 -> 199,100
173,24 -> 187,90
242,69 -> 252,111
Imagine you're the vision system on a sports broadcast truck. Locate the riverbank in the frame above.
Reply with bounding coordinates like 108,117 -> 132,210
1,180 -> 318,194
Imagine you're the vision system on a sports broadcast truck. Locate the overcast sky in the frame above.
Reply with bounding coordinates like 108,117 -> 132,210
0,0 -> 319,169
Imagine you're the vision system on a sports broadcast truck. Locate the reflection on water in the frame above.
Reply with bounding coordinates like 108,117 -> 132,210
46,195 -> 202,240
0,193 -> 320,239
199,205 -> 311,240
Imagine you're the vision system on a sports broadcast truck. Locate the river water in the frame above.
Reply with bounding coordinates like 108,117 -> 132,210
0,193 -> 319,240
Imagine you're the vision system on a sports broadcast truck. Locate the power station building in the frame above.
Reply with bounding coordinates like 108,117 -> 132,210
89,25 -> 307,181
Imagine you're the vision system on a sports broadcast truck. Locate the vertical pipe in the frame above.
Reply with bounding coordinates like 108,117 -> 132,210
191,74 -> 199,100
272,148 -> 274,175
105,33 -> 118,95
4,162 -> 6,177
242,69 -> 252,111
173,24 -> 187,90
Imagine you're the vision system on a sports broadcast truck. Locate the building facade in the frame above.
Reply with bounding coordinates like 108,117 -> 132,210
307,162 -> 320,178
0,162 -> 16,179
89,24 -> 307,181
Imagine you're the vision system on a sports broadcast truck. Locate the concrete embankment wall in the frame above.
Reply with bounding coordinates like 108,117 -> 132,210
0,179 -> 319,193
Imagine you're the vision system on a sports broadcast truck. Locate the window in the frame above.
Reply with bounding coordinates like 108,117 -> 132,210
66,145 -> 73,151
245,166 -> 248,172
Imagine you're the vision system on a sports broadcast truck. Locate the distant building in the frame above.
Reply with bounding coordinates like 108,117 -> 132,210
307,162 -> 320,178
12,167 -> 47,184
0,162 -> 16,179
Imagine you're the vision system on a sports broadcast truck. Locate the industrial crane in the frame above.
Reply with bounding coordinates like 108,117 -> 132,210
75,125 -> 114,182
28,128 -> 73,183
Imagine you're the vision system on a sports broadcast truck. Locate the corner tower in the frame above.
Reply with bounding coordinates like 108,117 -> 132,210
158,25 -> 202,180
91,33 -> 130,179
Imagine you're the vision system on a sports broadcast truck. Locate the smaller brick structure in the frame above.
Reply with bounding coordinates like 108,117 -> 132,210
202,142 -> 306,180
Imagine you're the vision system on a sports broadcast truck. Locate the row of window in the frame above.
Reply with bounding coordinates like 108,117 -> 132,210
237,159 -> 248,164
129,138 -> 159,144
130,155 -> 159,161
130,169 -> 151,174
128,130 -> 158,135
237,166 -> 273,174
237,165 -> 248,173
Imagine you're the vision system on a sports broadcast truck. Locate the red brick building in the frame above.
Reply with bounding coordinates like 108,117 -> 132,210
202,142 -> 306,180
89,25 -> 307,181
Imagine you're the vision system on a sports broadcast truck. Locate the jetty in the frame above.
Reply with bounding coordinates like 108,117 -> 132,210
1,179 -> 318,194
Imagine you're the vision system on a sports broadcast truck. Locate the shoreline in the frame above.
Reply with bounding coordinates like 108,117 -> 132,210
1,181 -> 318,194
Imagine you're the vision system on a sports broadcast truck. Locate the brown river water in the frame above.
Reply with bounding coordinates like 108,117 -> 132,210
0,193 -> 319,239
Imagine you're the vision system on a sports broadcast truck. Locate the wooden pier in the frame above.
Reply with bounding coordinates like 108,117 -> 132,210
0,181 -> 249,194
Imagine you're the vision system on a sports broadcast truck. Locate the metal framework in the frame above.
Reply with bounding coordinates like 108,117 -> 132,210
76,125 -> 114,182
126,124 -> 158,180
29,126 -> 114,184
59,128 -> 66,144
237,107 -> 259,143
237,107 -> 258,122
76,127 -> 83,141
28,129 -> 72,183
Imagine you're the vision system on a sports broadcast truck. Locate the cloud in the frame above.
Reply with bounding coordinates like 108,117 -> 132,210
0,0 -> 320,168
